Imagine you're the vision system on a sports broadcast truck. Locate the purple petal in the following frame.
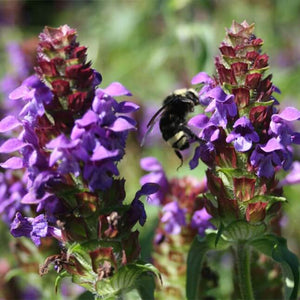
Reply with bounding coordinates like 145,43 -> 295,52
272,107 -> 300,122
0,138 -> 26,153
0,116 -> 21,132
206,86 -> 228,102
234,137 -> 252,152
140,157 -> 163,171
76,110 -> 98,127
46,134 -> 79,149
108,116 -> 136,132
279,161 -> 300,186
139,182 -> 160,195
189,146 -> 202,169
9,85 -> 30,100
260,138 -> 283,152
102,82 -> 132,97
49,149 -> 63,167
91,146 -> 119,161
188,114 -> 209,128
0,157 -> 23,169
116,101 -> 139,113
191,72 -> 213,85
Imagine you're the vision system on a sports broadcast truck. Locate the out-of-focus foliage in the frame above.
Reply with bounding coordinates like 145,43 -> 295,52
1,0 -> 300,299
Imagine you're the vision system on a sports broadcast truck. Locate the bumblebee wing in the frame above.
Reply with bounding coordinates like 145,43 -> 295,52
141,98 -> 174,147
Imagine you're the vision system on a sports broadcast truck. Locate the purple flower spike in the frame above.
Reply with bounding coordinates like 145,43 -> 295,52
10,212 -> 49,246
190,207 -> 214,237
226,116 -> 259,152
140,157 -> 169,205
161,201 -> 186,235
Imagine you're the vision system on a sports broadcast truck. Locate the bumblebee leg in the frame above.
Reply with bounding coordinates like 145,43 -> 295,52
183,126 -> 204,144
174,150 -> 184,170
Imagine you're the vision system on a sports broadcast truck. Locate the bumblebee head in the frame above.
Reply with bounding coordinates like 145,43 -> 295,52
172,88 -> 199,104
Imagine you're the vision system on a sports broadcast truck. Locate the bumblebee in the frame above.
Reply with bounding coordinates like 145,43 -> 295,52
143,88 -> 202,166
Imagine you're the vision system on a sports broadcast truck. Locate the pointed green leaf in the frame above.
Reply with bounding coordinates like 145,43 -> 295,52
251,235 -> 299,300
186,232 -> 230,300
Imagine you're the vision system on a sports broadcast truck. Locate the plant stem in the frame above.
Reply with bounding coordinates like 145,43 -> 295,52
235,242 -> 254,300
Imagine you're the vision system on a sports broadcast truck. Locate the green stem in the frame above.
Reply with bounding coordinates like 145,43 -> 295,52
235,242 -> 254,300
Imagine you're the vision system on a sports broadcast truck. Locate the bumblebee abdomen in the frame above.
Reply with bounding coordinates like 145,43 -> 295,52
167,131 -> 189,150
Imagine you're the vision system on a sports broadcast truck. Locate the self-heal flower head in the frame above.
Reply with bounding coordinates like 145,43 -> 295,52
226,116 -> 259,152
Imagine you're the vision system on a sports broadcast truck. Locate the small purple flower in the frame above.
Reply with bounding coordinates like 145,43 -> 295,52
140,157 -> 169,205
204,86 -> 237,128
191,72 -> 215,106
226,116 -> 259,152
126,183 -> 159,227
250,142 -> 293,178
161,201 -> 186,235
10,212 -> 49,246
190,207 -> 214,237
9,75 -> 53,124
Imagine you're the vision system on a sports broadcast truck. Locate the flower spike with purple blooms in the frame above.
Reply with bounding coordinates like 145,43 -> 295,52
148,21 -> 300,300
140,156 -> 215,298
0,25 -> 160,298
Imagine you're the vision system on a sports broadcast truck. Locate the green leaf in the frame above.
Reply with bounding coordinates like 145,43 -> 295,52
186,232 -> 230,300
251,235 -> 299,300
221,220 -> 266,242
135,272 -> 156,300
95,262 -> 161,299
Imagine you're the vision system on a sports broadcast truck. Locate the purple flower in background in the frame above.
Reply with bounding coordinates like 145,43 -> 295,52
190,207 -> 214,237
226,116 -> 259,152
0,42 -> 31,116
279,161 -> 300,186
140,157 -> 168,205
161,201 -> 186,235
0,171 -> 28,224
269,107 -> 300,145
21,285 -> 41,300
10,212 -> 49,246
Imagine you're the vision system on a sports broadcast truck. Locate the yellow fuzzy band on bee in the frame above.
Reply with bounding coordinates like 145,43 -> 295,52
167,131 -> 187,148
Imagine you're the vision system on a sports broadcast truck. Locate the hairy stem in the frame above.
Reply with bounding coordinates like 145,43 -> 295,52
235,242 -> 254,300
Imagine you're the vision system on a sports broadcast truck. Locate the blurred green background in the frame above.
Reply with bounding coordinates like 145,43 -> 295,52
1,0 -> 300,299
